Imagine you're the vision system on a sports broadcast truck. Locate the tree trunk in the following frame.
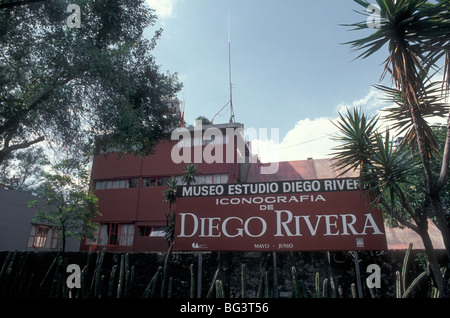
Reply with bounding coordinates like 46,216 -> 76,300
409,103 -> 434,195
416,219 -> 448,298
430,196 -> 450,262
62,227 -> 66,255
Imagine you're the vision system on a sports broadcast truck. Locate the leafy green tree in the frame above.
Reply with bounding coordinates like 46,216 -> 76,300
195,116 -> 212,126
0,0 -> 182,165
342,0 -> 450,297
0,146 -> 48,193
29,159 -> 99,253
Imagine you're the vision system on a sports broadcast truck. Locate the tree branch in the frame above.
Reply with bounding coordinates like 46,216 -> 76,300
0,136 -> 45,164
0,76 -> 75,136
437,112 -> 450,191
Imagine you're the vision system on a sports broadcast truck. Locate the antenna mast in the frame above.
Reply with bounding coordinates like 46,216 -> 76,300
228,10 -> 235,123
211,11 -> 236,124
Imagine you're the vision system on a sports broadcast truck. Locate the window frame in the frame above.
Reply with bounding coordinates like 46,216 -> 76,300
33,225 -> 49,248
142,176 -> 171,188
86,223 -> 135,247
95,178 -> 140,190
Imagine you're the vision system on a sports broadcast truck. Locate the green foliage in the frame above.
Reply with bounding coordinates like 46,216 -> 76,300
206,267 -> 220,298
162,177 -> 179,244
195,116 -> 212,126
332,107 -> 448,231
315,272 -> 321,298
161,243 -> 174,298
28,159 -> 100,253
163,164 -> 198,244
394,243 -> 428,298
0,146 -> 48,193
342,3 -> 450,297
1,247 -> 444,298
163,178 -> 180,206
291,266 -> 307,298
0,0 -> 182,165
351,283 -> 357,298
331,107 -> 379,178
182,163 -> 198,186
215,280 -> 225,298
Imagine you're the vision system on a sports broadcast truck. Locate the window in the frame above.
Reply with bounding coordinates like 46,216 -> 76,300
195,174 -> 229,185
158,177 -> 171,187
175,176 -> 186,185
196,175 -> 213,185
138,226 -> 165,238
143,177 -> 171,187
150,228 -> 166,238
127,178 -> 139,188
109,180 -> 126,189
138,226 -> 152,236
107,223 -> 119,245
50,230 -> 61,249
95,180 -> 107,190
33,225 -> 49,248
119,224 -> 135,246
27,225 -> 61,249
143,177 -> 156,187
213,174 -> 229,184
87,223 -> 135,246
95,178 -> 139,190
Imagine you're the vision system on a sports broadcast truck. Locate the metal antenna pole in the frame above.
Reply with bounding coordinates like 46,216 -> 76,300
228,10 -> 235,123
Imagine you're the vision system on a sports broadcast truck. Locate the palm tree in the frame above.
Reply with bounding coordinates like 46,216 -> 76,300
343,0 -> 450,297
331,108 -> 448,297
163,178 -> 179,245
182,163 -> 198,186
162,164 -> 198,244
345,0 -> 449,189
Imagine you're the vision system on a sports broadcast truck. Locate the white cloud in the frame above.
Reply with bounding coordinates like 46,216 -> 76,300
336,87 -> 386,114
250,87 -> 448,163
250,117 -> 340,163
145,0 -> 176,19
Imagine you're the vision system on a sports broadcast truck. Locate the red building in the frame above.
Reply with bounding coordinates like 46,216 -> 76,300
81,121 -> 251,252
81,117 -> 445,253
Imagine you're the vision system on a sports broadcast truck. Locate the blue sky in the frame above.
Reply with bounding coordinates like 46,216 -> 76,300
143,0 -> 445,161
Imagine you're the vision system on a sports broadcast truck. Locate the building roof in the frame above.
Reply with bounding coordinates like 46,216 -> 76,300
246,157 -> 445,250
386,220 -> 445,250
246,158 -> 356,182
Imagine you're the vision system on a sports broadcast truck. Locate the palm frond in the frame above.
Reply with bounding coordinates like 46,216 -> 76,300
331,108 -> 379,176
181,163 -> 198,186
364,130 -> 418,211
377,80 -> 449,155
163,177 -> 179,204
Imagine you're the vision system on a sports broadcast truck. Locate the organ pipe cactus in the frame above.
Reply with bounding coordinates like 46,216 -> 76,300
190,263 -> 196,298
315,272 -> 320,298
241,263 -> 247,298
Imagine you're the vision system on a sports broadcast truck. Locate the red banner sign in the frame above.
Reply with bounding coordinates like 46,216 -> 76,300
173,179 -> 387,252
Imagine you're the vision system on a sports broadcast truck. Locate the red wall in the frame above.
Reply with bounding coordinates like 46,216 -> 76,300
82,138 -> 240,252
